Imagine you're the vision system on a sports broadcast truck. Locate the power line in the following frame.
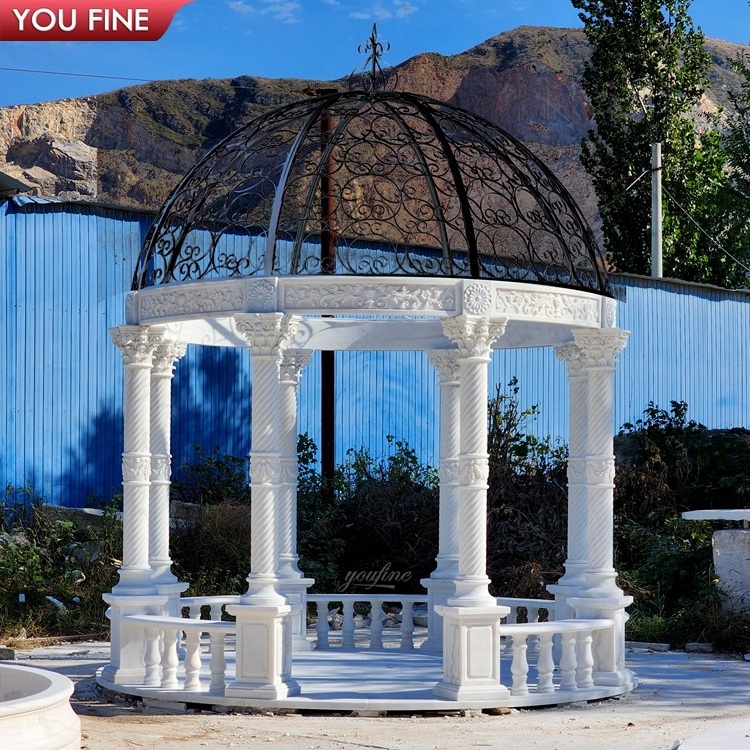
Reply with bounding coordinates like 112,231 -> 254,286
0,65 -> 153,84
661,184 -> 750,275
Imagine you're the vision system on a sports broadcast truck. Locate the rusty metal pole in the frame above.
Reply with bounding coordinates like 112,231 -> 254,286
320,103 -> 336,488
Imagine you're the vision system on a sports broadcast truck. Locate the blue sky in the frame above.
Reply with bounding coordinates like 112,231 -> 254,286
0,0 -> 748,107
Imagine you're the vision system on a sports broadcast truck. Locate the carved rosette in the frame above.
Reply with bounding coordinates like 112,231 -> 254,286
122,454 -> 152,483
463,283 -> 493,314
235,313 -> 299,356
150,455 -> 172,482
572,329 -> 629,370
283,282 -> 455,312
152,340 -> 187,375
441,315 -> 507,359
247,279 -> 277,312
280,350 -> 312,384
428,350 -> 461,384
457,457 -> 490,484
111,326 -> 164,365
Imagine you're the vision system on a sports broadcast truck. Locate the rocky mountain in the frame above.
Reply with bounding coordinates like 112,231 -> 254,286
0,25 -> 747,223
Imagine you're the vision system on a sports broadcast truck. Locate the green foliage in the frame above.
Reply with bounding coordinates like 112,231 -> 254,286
615,403 -> 750,652
572,0 -> 746,285
171,445 -> 249,506
0,487 -> 122,638
486,379 -> 568,598
718,52 -> 750,268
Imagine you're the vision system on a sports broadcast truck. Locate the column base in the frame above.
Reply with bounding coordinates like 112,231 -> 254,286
433,604 -> 509,702
225,604 -> 300,700
419,576 -> 456,654
242,575 -> 287,606
448,575 -> 497,608
101,593 -> 168,685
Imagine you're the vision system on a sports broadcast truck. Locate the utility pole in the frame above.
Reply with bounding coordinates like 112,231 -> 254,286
651,142 -> 663,277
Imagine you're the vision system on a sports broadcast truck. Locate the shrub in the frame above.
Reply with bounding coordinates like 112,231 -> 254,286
0,487 -> 121,638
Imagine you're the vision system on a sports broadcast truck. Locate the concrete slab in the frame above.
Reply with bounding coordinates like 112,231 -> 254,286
11,641 -> 750,750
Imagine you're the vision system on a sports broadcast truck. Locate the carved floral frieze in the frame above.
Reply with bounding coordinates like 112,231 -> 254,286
122,454 -> 152,483
149,455 -> 172,482
495,290 -> 599,323
139,285 -> 244,319
283,283 -> 455,312
567,458 -> 616,485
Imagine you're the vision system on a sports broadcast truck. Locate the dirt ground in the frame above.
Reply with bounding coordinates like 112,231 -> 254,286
15,643 -> 750,750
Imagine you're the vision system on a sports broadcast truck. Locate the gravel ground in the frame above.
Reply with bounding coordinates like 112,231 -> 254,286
12,642 -> 750,750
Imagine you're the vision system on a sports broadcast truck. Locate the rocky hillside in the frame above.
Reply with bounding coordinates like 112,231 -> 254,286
0,25 -> 747,220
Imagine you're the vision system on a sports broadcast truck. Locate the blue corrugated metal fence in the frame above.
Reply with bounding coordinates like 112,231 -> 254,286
2,199 -> 749,507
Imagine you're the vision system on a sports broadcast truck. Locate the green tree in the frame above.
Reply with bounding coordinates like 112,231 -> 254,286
572,0 -> 742,285
719,53 -> 750,268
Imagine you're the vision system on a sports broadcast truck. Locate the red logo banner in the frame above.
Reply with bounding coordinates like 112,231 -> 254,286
0,0 -> 193,41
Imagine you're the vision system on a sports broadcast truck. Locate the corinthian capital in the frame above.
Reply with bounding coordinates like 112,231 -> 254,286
152,340 -> 187,375
111,325 -> 165,365
280,350 -> 312,384
427,350 -> 461,384
441,315 -> 507,359
572,328 -> 629,370
235,313 -> 300,356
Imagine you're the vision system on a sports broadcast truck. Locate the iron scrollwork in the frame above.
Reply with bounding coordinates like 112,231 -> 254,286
133,89 -> 609,296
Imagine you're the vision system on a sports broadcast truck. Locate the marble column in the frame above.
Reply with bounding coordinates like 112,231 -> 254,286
102,325 -> 168,686
278,349 -> 314,652
420,350 -> 461,653
433,315 -> 510,702
562,328 -> 634,689
226,313 -> 300,700
149,339 -> 189,613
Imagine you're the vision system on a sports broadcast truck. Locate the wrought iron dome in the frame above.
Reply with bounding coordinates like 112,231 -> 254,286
133,89 -> 609,294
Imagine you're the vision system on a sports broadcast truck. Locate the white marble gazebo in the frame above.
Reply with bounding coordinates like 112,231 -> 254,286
98,84 -> 637,710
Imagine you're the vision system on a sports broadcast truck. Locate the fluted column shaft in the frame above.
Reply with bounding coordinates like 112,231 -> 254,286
555,343 -> 589,588
573,329 -> 629,595
278,351 -> 311,578
111,325 -> 163,594
428,351 -> 461,577
149,340 -> 187,583
442,316 -> 507,606
235,313 -> 299,606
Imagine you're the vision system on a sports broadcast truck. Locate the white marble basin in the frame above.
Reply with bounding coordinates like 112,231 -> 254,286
0,663 -> 80,750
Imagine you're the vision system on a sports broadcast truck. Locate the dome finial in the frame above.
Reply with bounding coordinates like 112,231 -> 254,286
352,23 -> 393,94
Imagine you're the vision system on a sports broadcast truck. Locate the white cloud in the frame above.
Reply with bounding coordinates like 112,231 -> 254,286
229,1 -> 255,12
396,4 -> 416,17
344,0 -> 418,22
262,1 -> 302,24
229,0 -> 302,23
